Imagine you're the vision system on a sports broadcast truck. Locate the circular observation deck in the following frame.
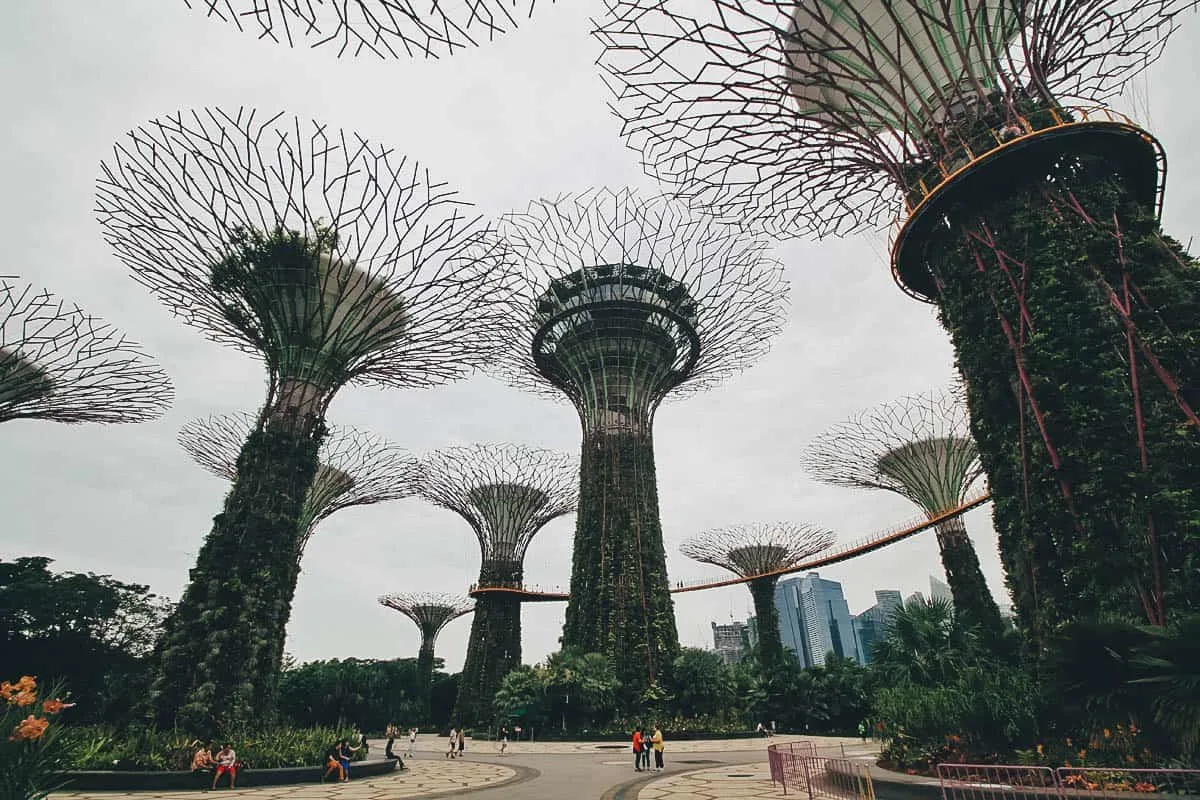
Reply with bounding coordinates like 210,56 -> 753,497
891,106 -> 1166,303
530,265 -> 702,426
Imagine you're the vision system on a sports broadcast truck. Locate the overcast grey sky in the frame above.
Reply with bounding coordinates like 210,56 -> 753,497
2,1 -> 1198,672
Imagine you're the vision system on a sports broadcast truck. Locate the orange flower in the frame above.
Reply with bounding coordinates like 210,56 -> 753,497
9,715 -> 49,742
10,690 -> 37,707
0,676 -> 37,703
42,699 -> 75,715
1104,728 -> 1111,739
1134,783 -> 1157,792
1036,744 -> 1044,756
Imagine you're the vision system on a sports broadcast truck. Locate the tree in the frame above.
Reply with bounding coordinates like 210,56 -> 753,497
492,665 -> 547,730
0,557 -> 171,722
669,649 -> 735,717
544,651 -> 621,732
871,597 -> 982,687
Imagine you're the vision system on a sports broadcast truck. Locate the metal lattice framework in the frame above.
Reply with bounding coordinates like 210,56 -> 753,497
803,387 -> 1004,629
594,0 -> 1192,238
491,187 -> 789,434
680,523 -> 836,579
184,0 -> 544,59
0,278 -> 173,425
179,411 -> 420,552
416,443 -> 578,569
379,592 -> 474,640
96,106 -> 515,424
803,388 -> 984,516
682,522 -> 835,671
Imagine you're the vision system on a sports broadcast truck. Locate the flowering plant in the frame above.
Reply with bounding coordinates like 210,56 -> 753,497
1,675 -> 74,800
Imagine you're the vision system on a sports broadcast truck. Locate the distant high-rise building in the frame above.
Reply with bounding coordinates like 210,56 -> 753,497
930,576 -> 953,604
906,590 -> 926,605
775,572 -> 857,668
851,589 -> 903,665
711,620 -> 750,665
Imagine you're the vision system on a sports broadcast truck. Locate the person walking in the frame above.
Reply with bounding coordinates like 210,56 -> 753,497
499,727 -> 509,756
632,728 -> 643,772
457,730 -> 466,759
407,727 -> 418,758
446,728 -> 457,759
651,725 -> 665,772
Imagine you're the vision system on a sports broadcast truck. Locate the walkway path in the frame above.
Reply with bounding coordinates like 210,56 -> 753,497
51,735 -> 878,800
635,761 -> 783,800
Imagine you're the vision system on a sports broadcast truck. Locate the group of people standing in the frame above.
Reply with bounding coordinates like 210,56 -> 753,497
631,725 -> 665,772
445,727 -> 467,759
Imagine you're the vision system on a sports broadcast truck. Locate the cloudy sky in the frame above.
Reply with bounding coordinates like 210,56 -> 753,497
2,1 -> 1198,672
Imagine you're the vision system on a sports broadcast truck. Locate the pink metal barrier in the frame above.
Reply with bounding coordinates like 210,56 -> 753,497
938,764 -> 1200,800
768,741 -> 874,799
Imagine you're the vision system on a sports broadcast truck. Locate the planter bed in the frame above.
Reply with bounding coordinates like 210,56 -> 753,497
57,758 -> 397,791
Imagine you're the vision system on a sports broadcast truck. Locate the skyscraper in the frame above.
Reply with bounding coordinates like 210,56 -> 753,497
774,573 -> 857,668
711,620 -> 751,665
930,575 -> 953,605
851,589 -> 903,665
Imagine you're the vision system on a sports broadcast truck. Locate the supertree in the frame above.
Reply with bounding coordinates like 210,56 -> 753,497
95,106 -> 514,728
803,389 -> 1003,634
1,277 -> 172,425
379,592 -> 473,721
488,187 -> 789,694
179,412 -> 420,559
179,412 -> 419,685
415,443 -> 577,726
183,0 -> 544,59
680,523 -> 835,672
596,0 -> 1200,634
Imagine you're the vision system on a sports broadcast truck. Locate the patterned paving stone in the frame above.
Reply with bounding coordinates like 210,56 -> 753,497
52,759 -> 516,800
635,763 -> 786,800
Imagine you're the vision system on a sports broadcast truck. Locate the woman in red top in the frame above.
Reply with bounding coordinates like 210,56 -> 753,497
632,729 -> 643,772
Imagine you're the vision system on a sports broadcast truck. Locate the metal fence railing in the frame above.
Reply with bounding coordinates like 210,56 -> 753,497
938,764 -> 1200,800
768,742 -> 875,800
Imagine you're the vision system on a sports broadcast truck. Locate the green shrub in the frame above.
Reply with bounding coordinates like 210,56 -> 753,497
58,725 -> 365,771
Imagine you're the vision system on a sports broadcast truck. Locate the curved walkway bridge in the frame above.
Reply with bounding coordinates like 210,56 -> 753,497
468,489 -> 992,601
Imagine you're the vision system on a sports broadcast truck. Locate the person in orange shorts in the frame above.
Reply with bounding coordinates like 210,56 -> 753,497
212,743 -> 238,789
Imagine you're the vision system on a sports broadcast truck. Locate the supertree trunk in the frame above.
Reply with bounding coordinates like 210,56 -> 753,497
416,640 -> 436,723
933,518 -> 1003,635
748,577 -> 784,672
455,562 -> 524,727
564,430 -> 679,694
151,415 -> 326,730
928,155 -> 1200,637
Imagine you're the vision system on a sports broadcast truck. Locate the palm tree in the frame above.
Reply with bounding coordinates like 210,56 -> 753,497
872,597 -> 981,686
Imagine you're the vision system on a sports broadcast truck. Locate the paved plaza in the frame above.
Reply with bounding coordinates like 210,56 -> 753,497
51,735 -> 876,800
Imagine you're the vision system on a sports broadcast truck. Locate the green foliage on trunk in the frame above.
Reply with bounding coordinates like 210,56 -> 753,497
150,415 -> 326,733
454,561 -> 523,726
748,577 -> 784,674
562,431 -> 679,696
933,519 -> 1003,637
923,152 -> 1200,637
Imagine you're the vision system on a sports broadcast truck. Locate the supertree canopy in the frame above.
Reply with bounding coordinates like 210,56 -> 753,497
184,0 -> 544,59
597,1 -> 1200,634
96,106 -> 513,729
379,592 -> 473,721
179,412 -> 420,558
803,388 -> 1002,633
680,523 -> 835,672
1,278 -> 172,425
490,187 -> 789,693
415,443 -> 577,726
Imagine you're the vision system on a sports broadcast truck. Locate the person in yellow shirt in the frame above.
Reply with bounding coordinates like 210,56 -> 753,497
651,725 -> 665,771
